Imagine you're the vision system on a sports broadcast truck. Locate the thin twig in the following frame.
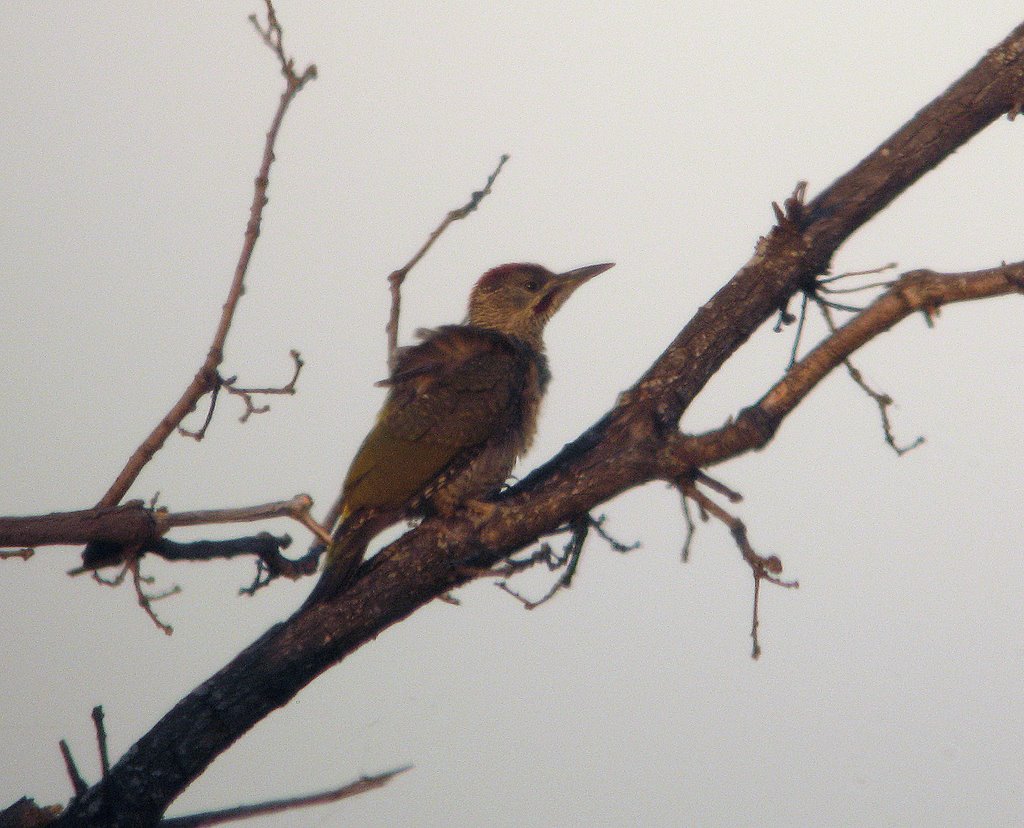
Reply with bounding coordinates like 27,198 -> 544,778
785,291 -> 809,368
154,494 -> 329,541
177,381 -> 222,441
0,547 -> 33,560
224,349 -> 304,423
59,739 -> 88,798
132,561 -> 178,636
91,706 -> 111,777
679,491 -> 697,562
497,516 -> 588,609
96,4 -> 315,507
178,350 -> 304,438
494,513 -> 636,608
751,574 -> 764,659
817,262 -> 897,284
317,156 -> 513,543
386,154 -> 510,370
679,479 -> 797,658
820,279 -> 895,295
586,513 -> 641,553
160,765 -> 412,828
818,301 -> 925,455
692,470 -> 742,503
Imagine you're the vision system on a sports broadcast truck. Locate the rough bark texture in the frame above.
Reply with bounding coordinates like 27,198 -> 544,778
43,19 -> 1024,827
0,504 -> 155,550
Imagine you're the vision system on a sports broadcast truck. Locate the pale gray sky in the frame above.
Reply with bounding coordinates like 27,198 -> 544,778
3,3 -> 1024,826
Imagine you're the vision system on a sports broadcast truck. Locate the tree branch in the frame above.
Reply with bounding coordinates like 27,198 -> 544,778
676,261 -> 1024,469
626,22 -> 1024,430
158,766 -> 410,828
95,6 -> 316,510
386,153 -> 510,371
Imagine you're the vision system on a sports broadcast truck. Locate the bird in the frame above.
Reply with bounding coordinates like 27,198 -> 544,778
301,261 -> 614,607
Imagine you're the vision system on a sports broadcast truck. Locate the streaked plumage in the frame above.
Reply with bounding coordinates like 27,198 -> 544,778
303,261 -> 613,606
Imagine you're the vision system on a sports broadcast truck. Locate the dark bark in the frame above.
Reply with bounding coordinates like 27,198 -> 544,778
0,504 -> 155,551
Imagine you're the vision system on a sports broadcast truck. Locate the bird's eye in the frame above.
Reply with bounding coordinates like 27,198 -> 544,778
523,279 -> 540,292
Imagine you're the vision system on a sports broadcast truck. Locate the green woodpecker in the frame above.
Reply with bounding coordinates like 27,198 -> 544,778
303,261 -> 614,606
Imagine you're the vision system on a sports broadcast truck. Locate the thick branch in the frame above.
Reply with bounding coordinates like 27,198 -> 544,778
0,498 -> 323,580
623,21 -> 1024,429
52,250 -> 1024,820
0,504 -> 155,549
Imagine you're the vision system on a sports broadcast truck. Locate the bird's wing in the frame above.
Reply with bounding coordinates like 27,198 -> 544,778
341,332 -> 525,513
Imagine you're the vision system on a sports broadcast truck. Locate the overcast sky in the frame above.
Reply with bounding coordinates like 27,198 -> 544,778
3,3 -> 1024,826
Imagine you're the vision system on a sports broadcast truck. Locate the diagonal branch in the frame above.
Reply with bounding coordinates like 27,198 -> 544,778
159,765 -> 411,827
386,154 -> 510,370
624,22 -> 1024,430
95,9 -> 316,510
678,261 -> 1024,469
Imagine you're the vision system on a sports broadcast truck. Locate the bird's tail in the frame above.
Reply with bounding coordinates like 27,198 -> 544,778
299,512 -> 378,610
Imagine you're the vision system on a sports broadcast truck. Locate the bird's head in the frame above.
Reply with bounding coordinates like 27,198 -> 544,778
467,262 -> 614,348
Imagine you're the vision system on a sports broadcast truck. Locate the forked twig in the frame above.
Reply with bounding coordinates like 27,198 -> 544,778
179,350 -> 305,439
96,3 -> 315,507
818,301 -> 925,455
495,514 -> 637,609
497,516 -> 589,609
677,476 -> 797,658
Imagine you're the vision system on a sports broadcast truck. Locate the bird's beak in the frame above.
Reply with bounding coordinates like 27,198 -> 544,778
558,262 -> 616,286
536,262 -> 614,319
536,262 -> 615,318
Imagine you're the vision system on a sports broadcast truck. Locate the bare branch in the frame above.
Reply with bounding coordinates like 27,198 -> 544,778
678,481 -> 797,659
816,300 -> 924,455
177,381 -> 222,442
248,0 -> 317,89
0,547 -> 33,560
131,561 -> 179,636
496,515 -> 589,608
0,495 -> 326,571
224,349 -> 304,423
159,765 -> 410,828
627,23 -> 1024,431
680,261 -> 1024,469
92,706 -> 111,778
386,154 -> 510,370
692,470 -> 742,503
96,6 -> 315,509
156,494 -> 327,540
178,351 -> 304,438
0,503 -> 156,551
58,740 -> 88,798
679,490 -> 697,563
